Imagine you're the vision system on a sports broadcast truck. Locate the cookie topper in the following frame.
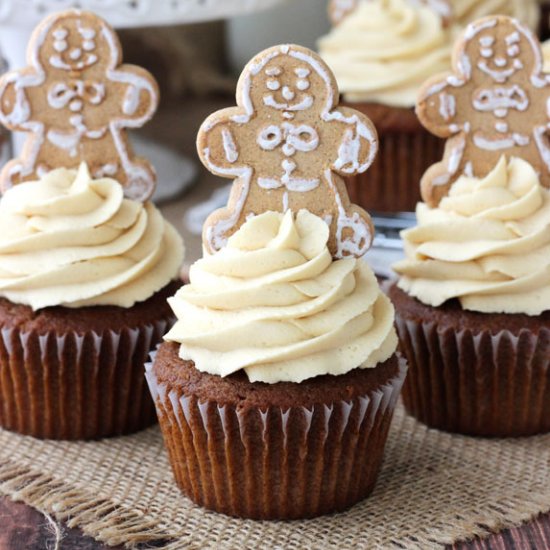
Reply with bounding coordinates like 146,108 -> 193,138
197,44 -> 378,258
328,0 -> 452,26
0,9 -> 159,201
417,15 -> 550,206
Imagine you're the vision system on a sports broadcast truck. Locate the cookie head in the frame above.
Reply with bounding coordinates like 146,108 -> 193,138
461,17 -> 540,87
244,47 -> 336,122
37,12 -> 119,77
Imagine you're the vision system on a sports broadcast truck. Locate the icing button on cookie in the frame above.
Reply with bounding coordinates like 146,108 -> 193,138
197,44 -> 378,259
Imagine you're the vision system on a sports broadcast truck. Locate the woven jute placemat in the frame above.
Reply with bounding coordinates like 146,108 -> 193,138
0,403 -> 548,549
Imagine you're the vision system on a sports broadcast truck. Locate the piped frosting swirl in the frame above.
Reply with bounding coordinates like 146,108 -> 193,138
166,210 -> 397,383
0,163 -> 184,310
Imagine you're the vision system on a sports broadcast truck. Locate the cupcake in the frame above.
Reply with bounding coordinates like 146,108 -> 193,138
146,44 -> 406,519
391,15 -> 550,437
0,164 -> 184,440
391,157 -> 550,436
318,0 -> 540,213
0,10 -> 185,440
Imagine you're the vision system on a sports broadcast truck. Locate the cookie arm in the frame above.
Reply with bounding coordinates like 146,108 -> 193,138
197,108 -> 249,179
0,70 -> 35,132
327,106 -> 378,176
110,65 -> 159,127
416,73 -> 463,138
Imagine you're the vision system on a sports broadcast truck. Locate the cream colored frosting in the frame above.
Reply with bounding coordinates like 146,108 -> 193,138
165,210 -> 397,384
451,0 -> 539,29
0,163 -> 184,310
318,0 -> 455,107
543,39 -> 550,72
394,157 -> 550,315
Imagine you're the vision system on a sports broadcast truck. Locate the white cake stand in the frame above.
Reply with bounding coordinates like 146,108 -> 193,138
0,0 -> 288,201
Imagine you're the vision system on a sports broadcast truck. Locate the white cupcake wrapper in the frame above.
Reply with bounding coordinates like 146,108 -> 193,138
145,356 -> 407,519
0,319 -> 171,440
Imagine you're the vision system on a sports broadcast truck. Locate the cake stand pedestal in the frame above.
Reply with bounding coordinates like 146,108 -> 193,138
0,0 -> 288,201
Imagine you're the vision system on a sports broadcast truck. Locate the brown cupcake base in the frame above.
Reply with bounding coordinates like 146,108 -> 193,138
341,102 -> 444,213
0,281 -> 181,440
389,284 -> 550,437
147,342 -> 407,520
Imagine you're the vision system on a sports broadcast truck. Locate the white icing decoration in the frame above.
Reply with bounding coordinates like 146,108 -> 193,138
221,127 -> 238,163
506,32 -> 520,45
294,68 -> 310,78
325,169 -> 370,258
296,79 -> 310,91
507,45 -> 520,57
472,85 -> 529,115
70,48 -> 82,60
47,80 -> 105,110
494,57 -> 507,68
263,94 -> 313,111
479,36 -> 495,47
432,135 -> 466,187
257,125 -> 282,150
281,86 -> 295,101
93,163 -> 118,177
473,132 -> 530,150
477,59 -> 523,83
266,79 -> 280,91
83,40 -> 95,51
480,48 -> 493,58
53,40 -> 67,52
265,67 -> 281,77
439,92 -> 456,121
53,28 -> 68,40
533,125 -> 550,172
282,190 -> 289,212
258,158 -> 319,192
495,122 -> 508,133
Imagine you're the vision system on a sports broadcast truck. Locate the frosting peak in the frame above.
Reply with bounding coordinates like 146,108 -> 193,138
0,163 -> 184,310
318,0 -> 455,107
166,210 -> 397,384
394,157 -> 550,315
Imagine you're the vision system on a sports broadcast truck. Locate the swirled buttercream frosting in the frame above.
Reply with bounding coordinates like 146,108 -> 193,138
394,157 -> 550,315
0,163 -> 184,310
165,210 -> 397,384
318,0 -> 455,107
451,0 -> 539,29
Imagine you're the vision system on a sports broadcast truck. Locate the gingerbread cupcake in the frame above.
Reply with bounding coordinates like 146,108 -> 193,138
391,16 -> 550,437
318,0 -> 540,213
146,44 -> 406,519
0,10 -> 184,440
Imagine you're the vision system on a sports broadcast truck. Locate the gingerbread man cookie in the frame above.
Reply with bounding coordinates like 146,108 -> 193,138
328,0 -> 451,26
417,15 -> 550,206
0,10 -> 159,201
197,44 -> 378,258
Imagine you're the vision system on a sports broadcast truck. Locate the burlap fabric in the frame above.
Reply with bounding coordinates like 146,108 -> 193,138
0,403 -> 548,549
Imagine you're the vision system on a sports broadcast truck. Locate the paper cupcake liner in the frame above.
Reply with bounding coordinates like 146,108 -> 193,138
0,318 -> 171,440
344,120 -> 443,213
145,357 -> 407,520
395,316 -> 550,437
